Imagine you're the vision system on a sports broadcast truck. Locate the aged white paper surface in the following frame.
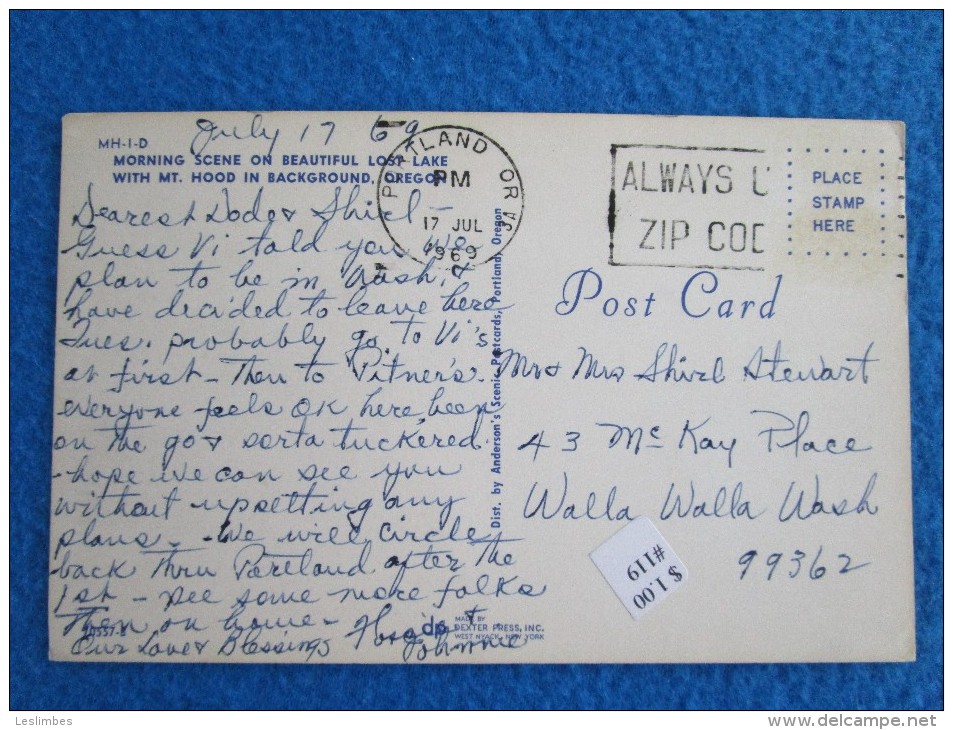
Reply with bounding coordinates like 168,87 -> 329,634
50,112 -> 913,662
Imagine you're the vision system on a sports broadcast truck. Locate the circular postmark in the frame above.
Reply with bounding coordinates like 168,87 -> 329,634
375,125 -> 524,267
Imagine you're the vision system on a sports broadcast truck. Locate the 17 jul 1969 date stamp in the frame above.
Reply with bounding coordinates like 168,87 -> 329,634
376,125 -> 524,268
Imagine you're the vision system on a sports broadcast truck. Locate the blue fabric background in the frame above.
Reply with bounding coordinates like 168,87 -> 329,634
10,10 -> 942,711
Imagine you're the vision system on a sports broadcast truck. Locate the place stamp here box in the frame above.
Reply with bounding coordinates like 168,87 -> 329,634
49,112 -> 912,663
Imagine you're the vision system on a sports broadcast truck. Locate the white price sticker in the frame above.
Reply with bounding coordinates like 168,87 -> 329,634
591,517 -> 687,619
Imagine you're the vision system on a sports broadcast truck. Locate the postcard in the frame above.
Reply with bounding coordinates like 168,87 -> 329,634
49,111 -> 913,662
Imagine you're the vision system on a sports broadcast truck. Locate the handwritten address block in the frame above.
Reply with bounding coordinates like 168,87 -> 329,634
49,112 -> 914,662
